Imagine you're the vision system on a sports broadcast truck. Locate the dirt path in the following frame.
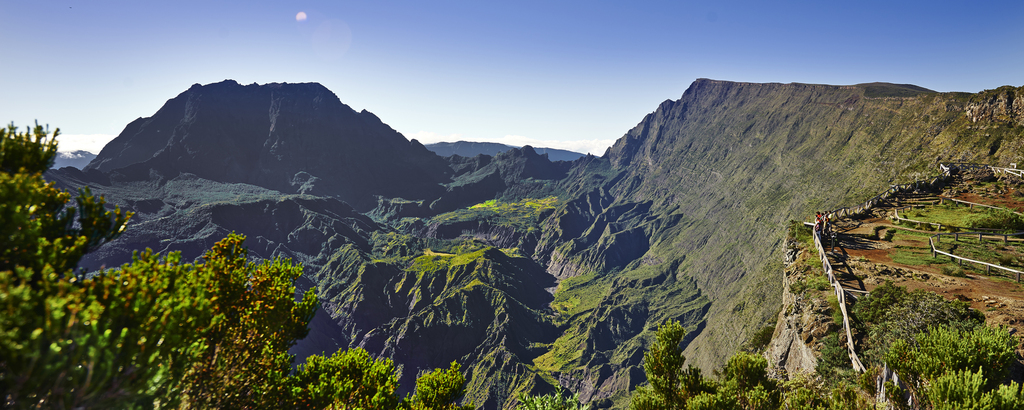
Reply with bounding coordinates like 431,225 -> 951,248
821,191 -> 1024,335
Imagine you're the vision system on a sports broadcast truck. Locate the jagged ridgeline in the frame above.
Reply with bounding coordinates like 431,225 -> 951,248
45,79 -> 1024,409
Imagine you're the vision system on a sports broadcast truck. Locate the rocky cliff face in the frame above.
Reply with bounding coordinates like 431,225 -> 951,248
765,238 -> 830,378
966,85 -> 1024,126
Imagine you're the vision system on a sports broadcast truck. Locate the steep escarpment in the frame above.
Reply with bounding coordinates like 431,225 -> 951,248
587,79 -> 1024,373
46,79 -> 1024,409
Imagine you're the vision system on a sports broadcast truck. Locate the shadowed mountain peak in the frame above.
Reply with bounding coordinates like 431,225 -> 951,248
86,80 -> 451,210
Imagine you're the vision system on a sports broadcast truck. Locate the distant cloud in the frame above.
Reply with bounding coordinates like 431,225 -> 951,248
405,131 -> 614,156
55,134 -> 116,154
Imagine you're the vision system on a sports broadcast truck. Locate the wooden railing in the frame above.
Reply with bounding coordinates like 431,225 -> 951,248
892,207 -> 1007,232
891,207 -> 946,231
830,162 -> 1019,220
928,231 -> 1024,282
940,162 -> 1023,178
991,166 -> 1024,178
811,229 -> 866,373
877,364 -> 913,408
825,178 -> 946,220
938,196 -> 1024,216
940,162 -> 990,175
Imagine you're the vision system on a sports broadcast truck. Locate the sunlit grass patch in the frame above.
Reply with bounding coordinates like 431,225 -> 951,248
431,196 -> 562,229
890,246 -> 944,267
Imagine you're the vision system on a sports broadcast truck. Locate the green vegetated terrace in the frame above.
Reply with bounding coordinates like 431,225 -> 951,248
891,202 -> 1024,277
430,196 -> 561,230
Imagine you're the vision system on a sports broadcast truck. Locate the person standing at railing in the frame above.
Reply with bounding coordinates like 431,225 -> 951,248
824,215 -> 838,251
814,212 -> 823,238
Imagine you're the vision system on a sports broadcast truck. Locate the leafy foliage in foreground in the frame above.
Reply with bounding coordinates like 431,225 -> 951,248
627,320 -> 779,410
886,325 -> 1023,409
516,387 -> 590,410
851,281 -> 984,366
628,320 -> 1022,410
0,123 -> 471,409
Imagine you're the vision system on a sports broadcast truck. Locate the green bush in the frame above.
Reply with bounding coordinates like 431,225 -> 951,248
808,274 -> 831,291
886,325 -> 1021,408
859,366 -> 880,397
884,228 -> 897,241
966,209 -> 1024,233
743,325 -> 776,353
887,325 -> 1017,391
864,290 -> 982,363
517,387 -> 589,410
827,294 -> 844,327
629,322 -> 783,410
854,282 -> 984,367
852,281 -> 908,324
410,362 -> 475,410
629,320 -> 715,410
924,369 -> 1024,410
997,254 -> 1014,266
287,348 -> 404,409
790,274 -> 830,295
941,264 -> 967,277
816,333 -> 851,377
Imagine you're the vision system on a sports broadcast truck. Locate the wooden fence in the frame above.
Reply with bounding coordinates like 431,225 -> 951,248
891,207 -> 945,231
891,207 -> 1007,233
833,162 -> 1020,220
811,229 -> 866,373
928,231 -> 1024,282
825,178 -> 942,220
940,162 -> 991,175
991,166 -> 1024,178
938,196 -> 1024,216
877,364 -> 913,408
941,162 -> 1023,178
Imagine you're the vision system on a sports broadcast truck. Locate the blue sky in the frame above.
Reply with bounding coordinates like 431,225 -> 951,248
2,1 -> 1023,155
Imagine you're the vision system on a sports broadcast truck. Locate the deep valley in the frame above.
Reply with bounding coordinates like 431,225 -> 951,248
44,78 -> 1024,409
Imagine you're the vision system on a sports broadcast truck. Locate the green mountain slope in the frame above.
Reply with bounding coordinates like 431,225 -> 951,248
44,79 -> 1024,409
